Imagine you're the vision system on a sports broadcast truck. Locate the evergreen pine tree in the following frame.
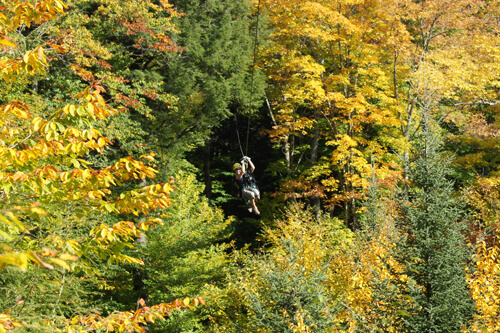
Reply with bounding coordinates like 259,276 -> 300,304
397,117 -> 474,331
364,114 -> 475,332
161,0 -> 265,138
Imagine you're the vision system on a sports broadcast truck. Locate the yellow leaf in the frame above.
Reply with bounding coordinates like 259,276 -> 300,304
98,137 -> 106,147
0,38 -> 16,47
59,253 -> 78,261
48,258 -> 71,271
33,117 -> 42,131
0,252 -> 28,271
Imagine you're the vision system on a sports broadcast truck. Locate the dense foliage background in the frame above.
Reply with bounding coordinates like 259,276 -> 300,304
1,0 -> 500,332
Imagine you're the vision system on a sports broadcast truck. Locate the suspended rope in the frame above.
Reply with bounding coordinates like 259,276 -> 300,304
245,0 -> 262,157
235,112 -> 246,158
245,117 -> 250,156
249,0 -> 261,100
232,0 -> 264,217
233,0 -> 261,159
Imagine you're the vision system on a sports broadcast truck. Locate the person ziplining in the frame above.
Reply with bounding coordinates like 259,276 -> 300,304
234,156 -> 260,215
230,0 -> 264,216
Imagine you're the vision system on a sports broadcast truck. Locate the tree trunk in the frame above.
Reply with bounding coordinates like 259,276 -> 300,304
290,134 -> 295,176
203,138 -> 212,200
311,111 -> 320,219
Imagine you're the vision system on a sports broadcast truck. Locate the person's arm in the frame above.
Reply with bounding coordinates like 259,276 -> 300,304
246,157 -> 255,173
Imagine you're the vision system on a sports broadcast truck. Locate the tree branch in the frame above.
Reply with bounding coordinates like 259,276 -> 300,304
450,100 -> 500,106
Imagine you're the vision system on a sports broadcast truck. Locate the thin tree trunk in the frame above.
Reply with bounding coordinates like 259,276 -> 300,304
290,134 -> 295,176
284,135 -> 291,175
203,138 -> 212,200
311,111 -> 320,219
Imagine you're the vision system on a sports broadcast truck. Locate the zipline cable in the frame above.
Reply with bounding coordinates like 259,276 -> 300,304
245,117 -> 250,157
235,112 -> 246,158
245,0 -> 262,157
235,0 -> 262,159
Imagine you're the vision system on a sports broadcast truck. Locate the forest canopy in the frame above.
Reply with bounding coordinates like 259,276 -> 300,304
1,0 -> 500,332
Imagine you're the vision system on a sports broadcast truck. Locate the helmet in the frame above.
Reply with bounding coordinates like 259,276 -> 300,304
233,163 -> 242,171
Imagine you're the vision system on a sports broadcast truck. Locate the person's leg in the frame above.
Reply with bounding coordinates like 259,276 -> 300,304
250,199 -> 259,215
253,188 -> 260,200
243,188 -> 259,215
251,189 -> 260,214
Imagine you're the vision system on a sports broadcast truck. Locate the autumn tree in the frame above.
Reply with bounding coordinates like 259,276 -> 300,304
467,241 -> 500,332
255,0 -> 500,230
259,0 -> 409,228
238,204 -> 353,332
0,1 -> 202,331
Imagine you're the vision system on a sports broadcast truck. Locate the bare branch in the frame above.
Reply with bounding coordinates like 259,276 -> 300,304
451,100 -> 500,106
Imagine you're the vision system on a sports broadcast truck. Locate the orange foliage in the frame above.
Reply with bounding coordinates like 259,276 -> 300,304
58,297 -> 205,333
